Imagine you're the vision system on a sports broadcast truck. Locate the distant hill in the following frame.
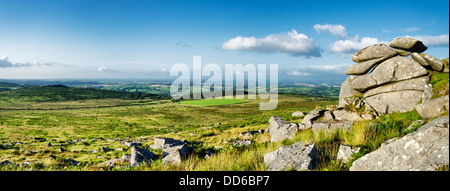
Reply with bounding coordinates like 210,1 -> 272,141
0,81 -> 22,92
0,84 -> 171,102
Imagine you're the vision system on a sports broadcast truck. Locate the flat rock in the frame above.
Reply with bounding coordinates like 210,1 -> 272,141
422,53 -> 444,71
363,76 -> 429,98
345,55 -> 392,75
351,56 -> 428,92
389,38 -> 427,53
332,109 -> 364,121
264,142 -> 318,171
350,116 -> 449,171
365,90 -> 424,114
352,44 -> 397,63
268,116 -> 299,142
415,95 -> 449,119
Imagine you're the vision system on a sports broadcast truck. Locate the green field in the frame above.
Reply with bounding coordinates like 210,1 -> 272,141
180,98 -> 247,106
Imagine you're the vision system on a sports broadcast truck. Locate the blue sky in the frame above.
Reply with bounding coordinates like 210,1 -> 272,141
0,0 -> 448,82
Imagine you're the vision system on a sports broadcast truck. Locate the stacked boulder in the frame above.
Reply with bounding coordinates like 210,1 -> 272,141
340,37 -> 449,116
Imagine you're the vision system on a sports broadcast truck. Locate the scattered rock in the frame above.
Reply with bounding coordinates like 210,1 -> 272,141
101,147 -> 112,152
239,130 -> 264,139
337,145 -> 360,163
415,95 -> 449,118
350,116 -> 449,171
130,146 -> 156,166
299,110 -> 326,130
264,142 -> 318,171
33,137 -> 46,142
0,160 -> 14,167
122,140 -> 142,148
162,144 -> 191,165
292,111 -> 305,117
389,37 -> 427,53
268,116 -> 299,142
231,139 -> 252,147
45,142 -> 52,147
151,137 -> 186,150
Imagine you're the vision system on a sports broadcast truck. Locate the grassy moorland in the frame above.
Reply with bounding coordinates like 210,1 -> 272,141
0,68 -> 448,171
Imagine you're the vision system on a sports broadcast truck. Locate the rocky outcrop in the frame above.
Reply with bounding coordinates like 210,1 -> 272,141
339,37 -> 447,114
267,116 -> 299,142
264,142 -> 318,171
337,145 -> 360,163
349,116 -> 449,171
162,144 -> 191,165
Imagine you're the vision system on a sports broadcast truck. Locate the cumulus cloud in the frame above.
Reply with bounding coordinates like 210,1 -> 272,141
221,29 -> 321,58
286,63 -> 351,78
403,34 -> 449,47
314,24 -> 349,39
314,24 -> 389,56
331,37 -> 389,55
287,70 -> 310,76
0,55 -> 66,68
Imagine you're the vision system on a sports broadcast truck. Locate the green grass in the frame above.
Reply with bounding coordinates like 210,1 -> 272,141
180,98 -> 247,106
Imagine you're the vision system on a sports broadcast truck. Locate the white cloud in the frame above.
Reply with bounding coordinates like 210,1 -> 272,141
221,29 -> 321,58
382,29 -> 390,33
287,70 -> 310,76
0,55 -> 67,68
97,66 -> 110,72
309,64 -> 352,72
314,24 -> 349,39
403,34 -> 449,47
403,27 -> 420,32
331,37 -> 389,55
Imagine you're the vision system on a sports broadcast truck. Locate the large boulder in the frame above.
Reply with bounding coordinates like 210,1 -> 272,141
389,37 -> 428,53
422,53 -> 444,72
415,95 -> 449,119
350,116 -> 449,171
352,44 -> 398,63
351,56 -> 428,91
264,142 -> 318,171
268,116 -> 299,142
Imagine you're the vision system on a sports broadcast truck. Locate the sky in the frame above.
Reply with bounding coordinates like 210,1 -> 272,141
0,0 -> 448,82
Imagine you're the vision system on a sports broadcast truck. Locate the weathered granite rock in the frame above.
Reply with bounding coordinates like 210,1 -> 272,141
292,111 -> 305,117
352,44 -> 398,63
332,109 -> 364,121
299,110 -> 326,130
421,84 -> 434,103
339,75 -> 360,107
422,53 -> 444,71
268,116 -> 299,142
415,95 -> 449,119
365,90 -> 424,114
264,142 -> 318,171
130,146 -> 156,166
389,37 -> 428,53
150,137 -> 186,150
394,49 -> 410,56
231,139 -> 252,146
351,56 -> 428,91
363,76 -> 429,98
411,52 -> 430,67
162,144 -> 191,165
337,145 -> 360,163
350,116 -> 449,171
345,56 -> 391,75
